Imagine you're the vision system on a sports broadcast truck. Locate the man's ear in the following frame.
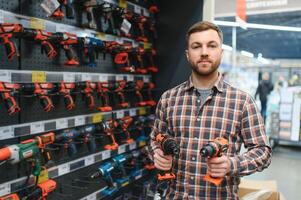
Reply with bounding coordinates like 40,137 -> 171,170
185,49 -> 189,61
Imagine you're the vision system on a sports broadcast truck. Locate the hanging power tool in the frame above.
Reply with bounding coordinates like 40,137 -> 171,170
200,137 -> 229,186
53,82 -> 76,110
0,82 -> 20,115
0,132 -> 55,177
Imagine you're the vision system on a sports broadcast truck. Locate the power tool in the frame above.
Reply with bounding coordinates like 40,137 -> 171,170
90,162 -> 118,196
0,194 -> 19,200
98,120 -> 119,150
116,116 -> 134,144
23,179 -> 56,200
154,133 -> 179,181
77,125 -> 97,153
54,128 -> 80,157
200,137 -> 229,186
111,154 -> 130,187
77,81 -> 96,110
53,82 -> 76,110
96,82 -> 113,112
0,82 -> 20,115
0,132 -> 55,177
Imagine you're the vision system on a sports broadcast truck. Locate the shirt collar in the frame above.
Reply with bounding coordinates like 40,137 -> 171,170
184,73 -> 225,93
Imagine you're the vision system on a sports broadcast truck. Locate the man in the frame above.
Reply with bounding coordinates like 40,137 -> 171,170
255,72 -> 274,123
150,21 -> 272,199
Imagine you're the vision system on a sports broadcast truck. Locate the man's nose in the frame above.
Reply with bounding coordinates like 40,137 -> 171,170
201,47 -> 208,56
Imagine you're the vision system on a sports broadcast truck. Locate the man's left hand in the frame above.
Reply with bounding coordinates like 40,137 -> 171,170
206,155 -> 231,178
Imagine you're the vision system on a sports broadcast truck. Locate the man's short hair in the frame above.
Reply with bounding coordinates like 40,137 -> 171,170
186,21 -> 223,46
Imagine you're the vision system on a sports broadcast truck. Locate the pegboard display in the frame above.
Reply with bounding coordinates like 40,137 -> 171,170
0,0 -> 158,199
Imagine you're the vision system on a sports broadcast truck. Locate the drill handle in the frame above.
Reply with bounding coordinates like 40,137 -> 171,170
63,94 -> 75,110
85,93 -> 95,110
39,95 -> 54,112
3,37 -> 18,60
41,40 -> 57,58
63,45 -> 79,65
2,94 -> 20,115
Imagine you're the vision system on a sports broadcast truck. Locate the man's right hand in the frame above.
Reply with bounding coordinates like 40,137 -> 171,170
153,148 -> 173,170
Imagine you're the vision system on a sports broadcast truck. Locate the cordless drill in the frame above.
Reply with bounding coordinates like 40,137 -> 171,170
77,125 -> 97,153
0,82 -> 20,115
0,23 -> 23,60
111,154 -> 131,187
96,82 -> 113,112
77,81 -> 96,110
54,128 -> 80,157
23,179 -> 56,200
154,133 -> 179,181
200,137 -> 229,186
90,162 -> 118,196
97,120 -> 119,150
0,194 -> 19,200
53,82 -> 76,110
116,116 -> 134,144
0,132 -> 55,177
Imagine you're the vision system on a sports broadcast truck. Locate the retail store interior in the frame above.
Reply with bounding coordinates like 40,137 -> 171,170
0,0 -> 301,199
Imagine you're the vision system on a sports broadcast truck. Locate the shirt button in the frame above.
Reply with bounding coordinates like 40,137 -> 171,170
189,195 -> 194,199
190,176 -> 194,180
197,118 -> 200,121
194,137 -> 198,140
197,99 -> 201,103
191,156 -> 196,161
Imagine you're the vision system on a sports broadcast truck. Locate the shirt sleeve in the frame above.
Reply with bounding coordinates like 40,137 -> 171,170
228,95 -> 272,176
148,92 -> 169,158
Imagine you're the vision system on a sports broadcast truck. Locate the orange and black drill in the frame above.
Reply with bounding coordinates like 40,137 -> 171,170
98,120 -> 119,150
154,133 -> 179,181
21,83 -> 54,112
53,82 -> 76,110
113,80 -> 129,109
96,82 -> 113,112
22,28 -> 57,59
200,137 -> 229,186
116,116 -> 134,144
0,82 -> 20,115
49,32 -> 79,66
77,81 -> 96,110
23,179 -> 57,200
0,23 -> 23,60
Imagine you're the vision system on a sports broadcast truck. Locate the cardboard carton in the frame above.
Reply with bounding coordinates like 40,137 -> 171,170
239,179 -> 281,200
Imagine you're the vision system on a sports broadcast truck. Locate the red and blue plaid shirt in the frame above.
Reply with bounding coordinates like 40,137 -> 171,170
150,75 -> 272,200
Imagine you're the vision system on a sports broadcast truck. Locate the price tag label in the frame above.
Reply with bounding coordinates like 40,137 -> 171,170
57,118 -> 68,129
37,169 -> 49,184
120,19 -> 131,35
134,6 -> 142,14
116,110 -> 124,119
119,0 -> 127,8
0,11 -> 4,23
0,126 -> 13,140
143,76 -> 150,83
32,71 -> 46,83
40,0 -> 60,16
63,73 -> 75,82
127,75 -> 134,82
31,122 -> 44,134
102,150 -> 111,160
58,164 -> 69,176
92,113 -> 103,123
129,142 -> 136,150
86,194 -> 96,200
99,75 -> 108,82
118,145 -> 126,154
129,109 -> 137,116
144,9 -> 150,17
116,75 -> 123,81
82,74 -> 92,81
75,117 -> 85,126
0,70 -> 11,82
139,140 -> 146,147
138,107 -> 146,115
144,42 -> 152,50
85,155 -> 94,166
30,17 -> 45,30
96,32 -> 106,40
0,183 -> 10,197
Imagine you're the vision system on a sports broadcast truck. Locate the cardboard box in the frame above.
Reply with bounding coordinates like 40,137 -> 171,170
239,179 -> 280,200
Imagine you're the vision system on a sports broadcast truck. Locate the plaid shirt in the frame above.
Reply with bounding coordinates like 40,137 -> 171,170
150,75 -> 272,200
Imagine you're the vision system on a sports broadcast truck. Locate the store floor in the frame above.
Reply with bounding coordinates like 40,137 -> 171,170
245,145 -> 301,200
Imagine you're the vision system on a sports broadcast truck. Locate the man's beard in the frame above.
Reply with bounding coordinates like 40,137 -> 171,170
189,58 -> 221,76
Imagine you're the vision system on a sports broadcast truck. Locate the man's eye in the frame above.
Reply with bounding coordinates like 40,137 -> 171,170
209,45 -> 217,48
191,45 -> 200,49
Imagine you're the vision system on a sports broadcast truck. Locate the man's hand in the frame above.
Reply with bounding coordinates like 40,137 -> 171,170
206,155 -> 231,178
153,148 -> 173,170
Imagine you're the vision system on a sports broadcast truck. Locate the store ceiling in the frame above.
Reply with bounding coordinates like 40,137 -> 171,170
215,10 -> 301,59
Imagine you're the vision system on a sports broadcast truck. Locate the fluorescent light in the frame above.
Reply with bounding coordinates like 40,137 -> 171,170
222,44 -> 233,51
214,20 -> 301,32
241,50 -> 254,58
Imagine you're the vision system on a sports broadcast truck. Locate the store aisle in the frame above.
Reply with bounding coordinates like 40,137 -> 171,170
245,145 -> 301,200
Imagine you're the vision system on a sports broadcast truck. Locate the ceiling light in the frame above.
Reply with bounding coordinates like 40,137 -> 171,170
241,50 -> 254,58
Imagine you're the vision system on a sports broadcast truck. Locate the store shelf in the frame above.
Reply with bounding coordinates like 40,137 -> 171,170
0,139 -> 147,197
0,106 -> 151,140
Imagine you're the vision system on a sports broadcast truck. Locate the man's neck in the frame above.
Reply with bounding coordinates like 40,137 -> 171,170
191,71 -> 219,89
